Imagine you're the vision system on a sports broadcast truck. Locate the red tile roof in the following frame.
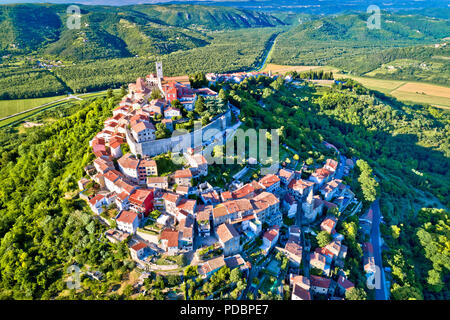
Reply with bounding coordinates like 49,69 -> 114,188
89,194 -> 105,206
131,242 -> 147,251
337,275 -> 355,290
173,168 -> 192,179
217,223 -> 239,243
129,189 -> 153,206
160,229 -> 179,248
251,192 -> 279,214
310,275 -> 331,289
259,174 -> 280,188
162,192 -> 180,203
117,210 -> 139,224
196,205 -> 213,222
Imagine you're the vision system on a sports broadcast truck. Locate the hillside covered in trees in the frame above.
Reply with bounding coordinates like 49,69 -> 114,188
270,11 -> 449,68
220,75 -> 449,299
0,3 -> 285,58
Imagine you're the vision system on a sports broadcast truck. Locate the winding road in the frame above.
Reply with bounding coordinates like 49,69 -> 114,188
370,199 -> 389,300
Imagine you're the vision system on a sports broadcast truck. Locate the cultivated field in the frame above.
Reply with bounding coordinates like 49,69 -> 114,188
262,63 -> 321,74
392,83 -> 450,99
265,64 -> 450,109
334,72 -> 450,109
0,95 -> 68,118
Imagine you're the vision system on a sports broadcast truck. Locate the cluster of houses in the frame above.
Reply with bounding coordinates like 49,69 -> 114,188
205,71 -> 273,85
88,62 -> 219,162
77,65 -> 366,299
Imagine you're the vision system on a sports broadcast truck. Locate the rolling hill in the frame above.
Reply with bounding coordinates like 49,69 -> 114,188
0,3 -> 285,60
270,11 -> 450,66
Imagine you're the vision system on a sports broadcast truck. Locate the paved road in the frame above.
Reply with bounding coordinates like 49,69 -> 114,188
253,32 -> 281,72
371,199 -> 389,300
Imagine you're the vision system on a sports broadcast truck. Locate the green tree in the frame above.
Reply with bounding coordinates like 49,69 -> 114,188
345,287 -> 367,300
316,231 -> 332,247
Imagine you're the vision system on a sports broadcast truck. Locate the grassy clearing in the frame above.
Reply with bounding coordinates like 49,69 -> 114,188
0,94 -> 68,118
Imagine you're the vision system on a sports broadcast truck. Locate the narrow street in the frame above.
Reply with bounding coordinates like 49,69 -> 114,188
296,196 -> 310,278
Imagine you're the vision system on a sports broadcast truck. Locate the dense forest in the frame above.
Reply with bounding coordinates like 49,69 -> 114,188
270,12 -> 449,67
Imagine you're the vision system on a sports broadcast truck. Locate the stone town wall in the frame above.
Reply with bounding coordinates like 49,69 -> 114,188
126,110 -> 232,157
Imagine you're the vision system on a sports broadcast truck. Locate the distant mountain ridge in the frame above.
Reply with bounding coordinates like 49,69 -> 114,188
0,3 -> 285,60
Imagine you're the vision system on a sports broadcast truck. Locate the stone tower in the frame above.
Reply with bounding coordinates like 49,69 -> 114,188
302,188 -> 314,222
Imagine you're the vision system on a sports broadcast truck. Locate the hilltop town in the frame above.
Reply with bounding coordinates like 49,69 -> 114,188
77,63 -> 376,300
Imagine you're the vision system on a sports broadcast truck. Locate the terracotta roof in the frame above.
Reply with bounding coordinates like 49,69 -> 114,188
104,169 -> 122,182
263,229 -> 278,242
201,190 -> 220,203
117,210 -> 139,224
176,198 -> 196,213
251,192 -> 279,214
114,179 -> 135,194
320,216 -> 337,233
131,242 -> 147,251
173,168 -> 192,179
89,194 -> 105,206
118,153 -> 139,170
278,168 -> 294,180
221,191 -> 233,201
147,176 -> 168,184
212,205 -> 228,219
224,254 -> 246,269
139,159 -> 157,168
285,242 -> 302,256
324,240 -> 343,256
232,183 -> 255,199
160,229 -> 179,248
222,198 -> 253,214
179,214 -> 194,239
131,121 -> 155,133
312,168 -> 332,179
162,192 -> 180,203
288,179 -> 315,191
201,255 -> 226,275
292,284 -> 311,300
109,141 -> 122,149
176,185 -> 190,194
291,275 -> 310,289
310,252 -> 328,268
259,174 -> 280,188
94,157 -> 114,172
129,189 -> 153,206
117,191 -> 129,201
337,275 -> 355,290
217,223 -> 239,243
310,275 -> 331,289
325,158 -> 338,171
196,205 -> 213,222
